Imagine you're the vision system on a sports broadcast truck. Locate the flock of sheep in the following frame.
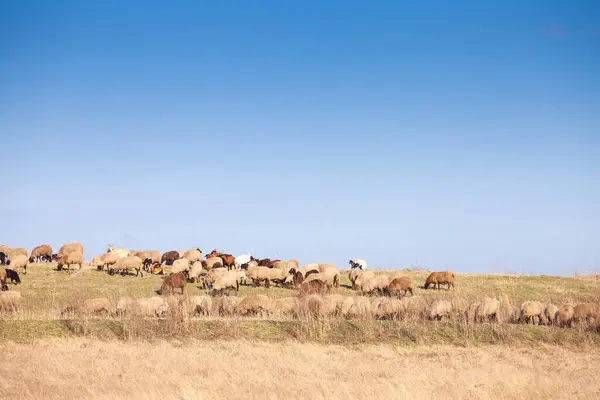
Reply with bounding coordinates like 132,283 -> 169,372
0,243 -> 599,329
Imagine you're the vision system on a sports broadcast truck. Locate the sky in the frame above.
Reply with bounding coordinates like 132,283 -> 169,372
1,1 -> 599,275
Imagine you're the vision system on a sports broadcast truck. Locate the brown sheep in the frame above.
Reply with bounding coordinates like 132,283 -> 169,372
161,251 -> 180,266
299,279 -> 328,296
424,271 -> 455,290
57,242 -> 84,258
30,245 -> 52,262
160,272 -> 187,295
573,303 -> 600,326
385,277 -> 413,298
57,251 -> 83,272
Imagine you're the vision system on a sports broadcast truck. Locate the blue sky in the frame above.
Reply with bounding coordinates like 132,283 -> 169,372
1,1 -> 598,275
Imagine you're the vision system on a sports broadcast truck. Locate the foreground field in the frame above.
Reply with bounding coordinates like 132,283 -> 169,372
0,339 -> 599,399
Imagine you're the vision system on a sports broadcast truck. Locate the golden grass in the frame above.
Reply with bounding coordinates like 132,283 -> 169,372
0,338 -> 599,399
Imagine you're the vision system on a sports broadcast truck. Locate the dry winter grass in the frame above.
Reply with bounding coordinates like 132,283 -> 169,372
0,339 -> 599,400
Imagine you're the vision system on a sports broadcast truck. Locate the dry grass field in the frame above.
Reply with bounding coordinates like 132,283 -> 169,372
1,262 -> 600,399
1,339 -> 599,399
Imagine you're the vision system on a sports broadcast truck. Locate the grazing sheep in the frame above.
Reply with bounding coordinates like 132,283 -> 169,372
348,269 -> 360,288
203,257 -> 224,271
4,269 -> 20,285
374,298 -> 404,320
219,296 -> 242,316
236,295 -> 273,316
183,249 -> 203,263
136,297 -> 170,317
341,296 -> 372,319
304,264 -> 320,275
322,294 -> 345,317
188,261 -> 204,283
182,296 -> 213,316
161,251 -> 180,266
30,245 -> 52,263
555,304 -> 575,327
211,271 -> 240,296
133,250 -> 161,267
273,297 -> 299,317
90,255 -> 105,270
58,242 -> 84,258
385,277 -> 413,298
544,303 -> 559,326
116,297 -> 169,317
160,272 -> 187,295
100,251 -> 121,272
519,301 -> 544,325
171,258 -> 191,275
353,270 -> 375,290
297,294 -> 326,319
57,251 -> 83,272
424,271 -> 455,290
428,299 -> 452,320
291,269 -> 304,288
299,279 -> 328,295
0,267 -> 8,291
201,267 -> 227,289
360,274 -> 390,296
62,298 -> 111,317
112,256 -> 144,277
8,254 -> 28,275
246,266 -> 271,287
304,268 -> 339,289
468,297 -> 500,323
573,303 -> 600,325
0,291 -> 21,312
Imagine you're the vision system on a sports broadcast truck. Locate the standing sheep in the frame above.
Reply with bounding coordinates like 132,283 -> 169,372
8,254 -> 28,275
544,303 -> 559,326
353,270 -> 375,290
468,297 -> 500,323
428,299 -> 452,320
236,295 -> 273,316
171,258 -> 191,275
572,303 -> 600,326
57,251 -> 83,272
219,296 -> 242,316
519,301 -> 544,325
181,296 -> 213,316
58,242 -> 84,258
183,249 -> 202,263
555,304 -> 575,327
161,251 -> 180,266
360,274 -> 390,296
160,272 -> 187,295
30,245 -> 52,263
385,277 -> 413,298
211,271 -> 240,296
424,271 -> 455,290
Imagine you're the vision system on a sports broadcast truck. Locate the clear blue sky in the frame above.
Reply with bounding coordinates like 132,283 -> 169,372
1,1 -> 598,275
